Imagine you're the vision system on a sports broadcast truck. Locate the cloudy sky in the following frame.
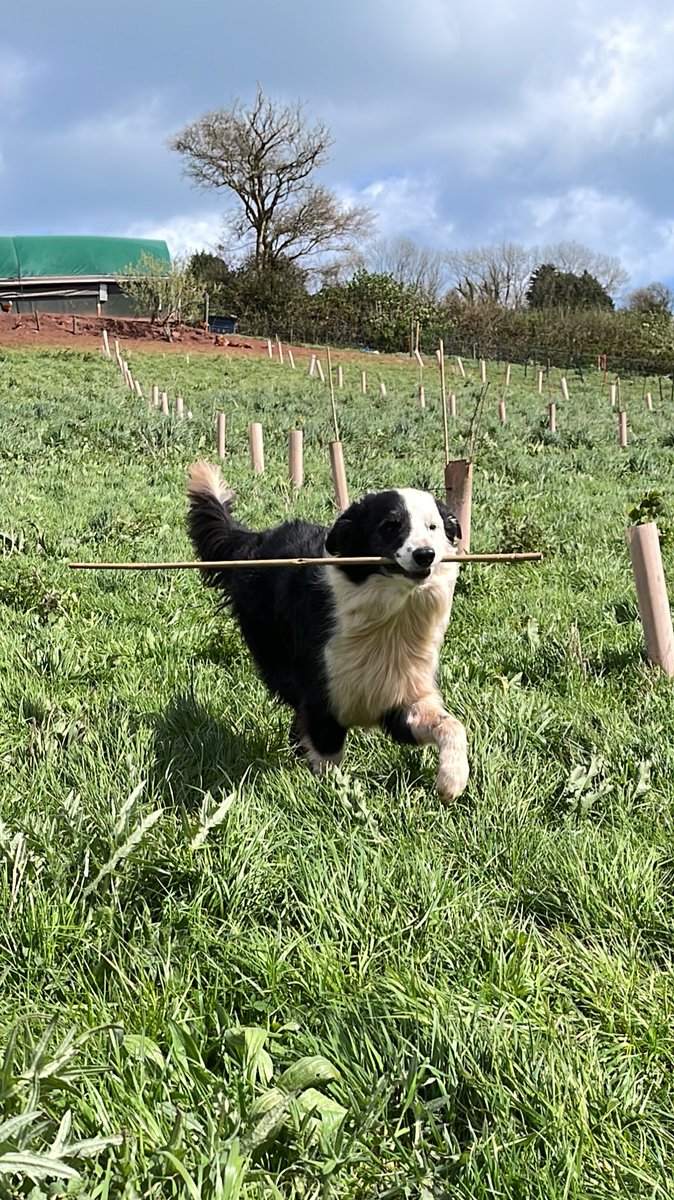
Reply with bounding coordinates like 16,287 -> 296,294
1,0 -> 673,291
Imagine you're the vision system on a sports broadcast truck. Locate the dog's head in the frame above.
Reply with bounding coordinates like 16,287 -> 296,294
325,488 -> 461,583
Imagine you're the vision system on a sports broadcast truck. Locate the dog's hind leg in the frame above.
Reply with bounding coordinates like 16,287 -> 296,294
291,705 -> 346,775
381,696 -> 469,802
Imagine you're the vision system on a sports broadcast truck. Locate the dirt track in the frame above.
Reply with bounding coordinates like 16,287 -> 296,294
0,311 -> 383,365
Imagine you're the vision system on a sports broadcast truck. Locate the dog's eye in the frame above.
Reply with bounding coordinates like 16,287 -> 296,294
379,518 -> 401,535
429,523 -> 437,531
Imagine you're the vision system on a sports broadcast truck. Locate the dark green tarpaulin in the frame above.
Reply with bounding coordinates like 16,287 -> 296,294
0,236 -> 171,279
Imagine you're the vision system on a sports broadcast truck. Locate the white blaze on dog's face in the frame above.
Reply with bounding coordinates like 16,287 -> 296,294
325,487 -> 461,583
390,488 -> 455,579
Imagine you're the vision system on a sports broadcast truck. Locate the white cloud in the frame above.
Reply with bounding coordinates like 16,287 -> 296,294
122,212 -> 224,260
340,176 -> 454,248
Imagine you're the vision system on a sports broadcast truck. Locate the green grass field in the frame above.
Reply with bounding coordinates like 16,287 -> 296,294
1,345 -> 674,1198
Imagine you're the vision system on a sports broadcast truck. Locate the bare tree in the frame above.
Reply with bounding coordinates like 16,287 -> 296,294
540,241 -> 629,298
624,281 -> 674,315
355,236 -> 447,300
445,242 -> 537,307
170,85 -> 372,272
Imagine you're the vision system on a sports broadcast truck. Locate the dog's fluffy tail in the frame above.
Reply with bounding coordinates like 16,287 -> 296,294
187,461 -> 260,588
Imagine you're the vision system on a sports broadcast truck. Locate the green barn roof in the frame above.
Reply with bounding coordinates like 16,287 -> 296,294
0,235 -> 171,280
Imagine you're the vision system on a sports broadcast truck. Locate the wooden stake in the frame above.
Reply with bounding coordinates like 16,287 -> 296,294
456,356 -> 466,378
315,358 -> 325,383
360,370 -> 367,395
618,410 -> 628,447
329,441 -> 349,511
379,380 -> 387,397
504,363 -> 511,387
175,395 -> 184,418
625,522 -> 674,676
548,401 -> 556,433
414,349 -> 424,369
444,459 -> 473,553
267,338 -> 273,359
309,355 -> 317,377
418,385 -> 426,410
498,400 -> 507,425
276,337 -> 284,365
287,349 -> 296,369
250,422 -> 264,473
114,338 -> 121,361
337,364 -> 344,389
327,345 -> 339,441
480,358 -> 487,384
560,376 -> 570,402
134,380 -> 143,399
161,391 -> 170,416
216,413 -> 226,458
289,429 -> 303,488
537,369 -> 543,395
610,383 -> 617,407
439,339 -> 449,464
102,329 -> 110,358
151,385 -> 159,408
646,391 -> 653,411
449,392 -> 457,418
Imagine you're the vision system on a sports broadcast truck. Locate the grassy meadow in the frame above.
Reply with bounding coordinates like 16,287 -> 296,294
1,344 -> 674,1197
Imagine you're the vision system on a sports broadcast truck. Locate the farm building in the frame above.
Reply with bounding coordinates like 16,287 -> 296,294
0,235 -> 171,316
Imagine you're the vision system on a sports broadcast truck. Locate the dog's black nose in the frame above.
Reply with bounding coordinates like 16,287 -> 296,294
412,547 -> 435,567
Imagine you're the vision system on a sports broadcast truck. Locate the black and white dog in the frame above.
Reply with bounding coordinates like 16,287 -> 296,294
187,462 -> 469,801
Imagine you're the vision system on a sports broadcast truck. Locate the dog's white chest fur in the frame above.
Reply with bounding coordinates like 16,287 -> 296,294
324,564 -> 458,728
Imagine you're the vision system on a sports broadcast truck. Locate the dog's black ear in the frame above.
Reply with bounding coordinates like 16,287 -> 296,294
436,500 -> 461,545
325,512 -> 353,556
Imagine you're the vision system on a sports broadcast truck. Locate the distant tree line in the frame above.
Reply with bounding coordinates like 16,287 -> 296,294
120,85 -> 674,372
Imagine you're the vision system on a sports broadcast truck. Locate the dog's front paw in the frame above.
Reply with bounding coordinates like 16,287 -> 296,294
436,721 -> 469,802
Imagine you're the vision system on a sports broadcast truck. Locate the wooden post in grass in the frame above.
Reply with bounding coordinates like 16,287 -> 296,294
379,380 -> 387,397
548,401 -> 556,433
287,349 -> 296,369
134,380 -> 143,399
609,382 -> 617,407
418,385 -> 426,410
315,358 -> 325,383
276,337 -> 284,365
124,363 -> 134,390
618,410 -> 628,447
161,391 -> 170,416
625,522 -> 674,676
456,355 -> 466,378
646,391 -> 653,411
308,355 -> 317,377
151,385 -> 159,408
504,363 -> 511,387
329,441 -> 349,511
250,422 -> 264,473
498,400 -> 507,424
560,376 -> 570,402
175,396 -> 184,419
617,377 -> 622,406
537,368 -> 543,395
337,364 -> 344,389
267,338 -> 273,359
216,413 -> 226,458
102,329 -> 110,358
289,429 -> 303,488
449,391 -> 457,418
360,370 -> 367,394
438,340 -> 450,463
444,460 -> 473,553
480,358 -> 487,384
